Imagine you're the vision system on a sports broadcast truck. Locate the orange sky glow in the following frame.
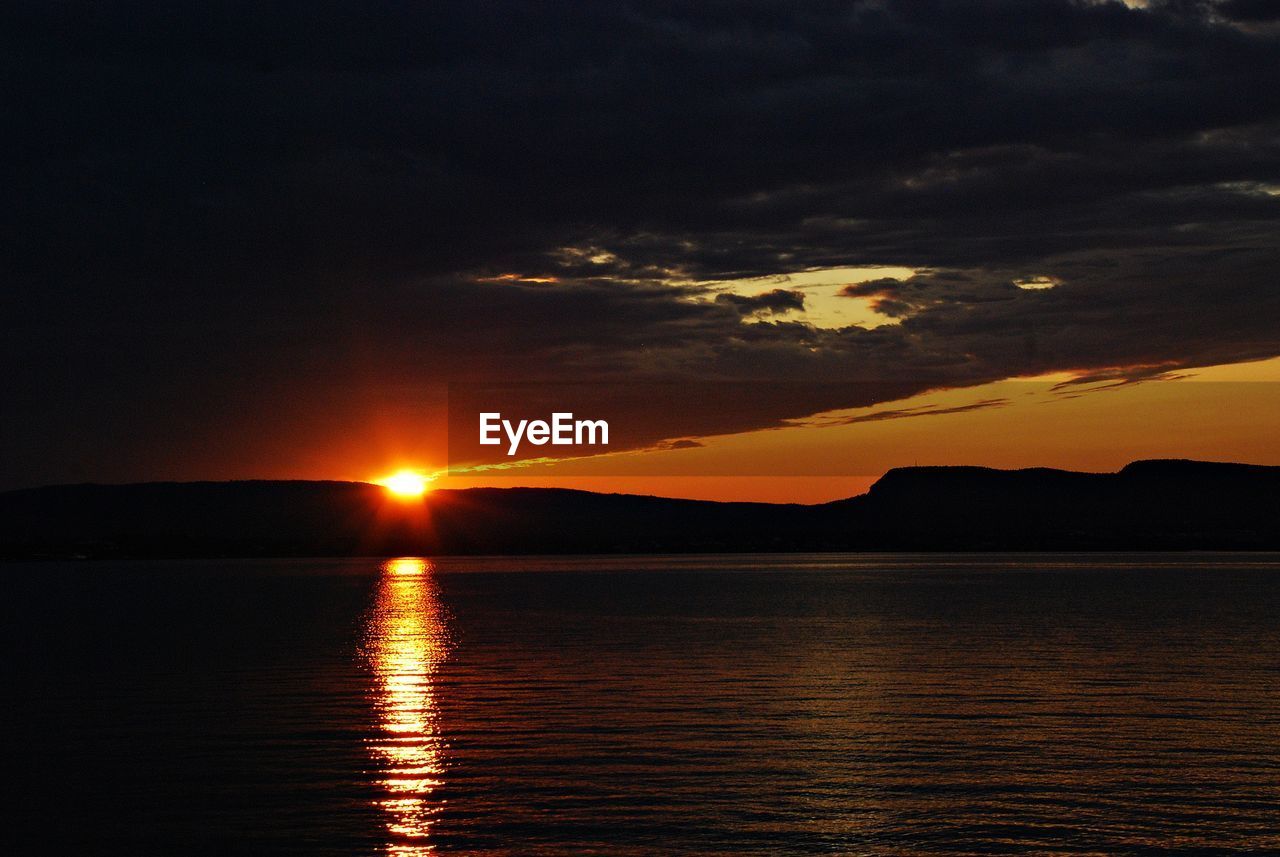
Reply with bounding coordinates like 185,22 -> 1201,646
324,357 -> 1280,504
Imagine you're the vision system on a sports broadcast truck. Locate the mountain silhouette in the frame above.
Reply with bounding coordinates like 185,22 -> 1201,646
1,460 -> 1277,558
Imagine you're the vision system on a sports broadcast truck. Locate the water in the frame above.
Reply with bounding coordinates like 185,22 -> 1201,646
4,554 -> 1280,854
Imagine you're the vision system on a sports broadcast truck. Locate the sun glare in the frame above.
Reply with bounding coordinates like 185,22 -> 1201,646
380,470 -> 432,498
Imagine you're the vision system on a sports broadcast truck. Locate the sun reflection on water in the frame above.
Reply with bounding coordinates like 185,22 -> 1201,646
364,557 -> 450,854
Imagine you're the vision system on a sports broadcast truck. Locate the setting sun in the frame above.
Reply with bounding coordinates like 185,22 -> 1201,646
379,470 -> 432,498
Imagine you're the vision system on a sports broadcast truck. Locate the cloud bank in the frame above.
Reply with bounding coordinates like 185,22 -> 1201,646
4,0 -> 1280,482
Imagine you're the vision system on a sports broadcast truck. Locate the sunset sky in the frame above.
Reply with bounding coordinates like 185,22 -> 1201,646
5,0 -> 1280,501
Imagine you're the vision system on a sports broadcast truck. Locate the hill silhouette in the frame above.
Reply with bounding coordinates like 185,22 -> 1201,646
1,460 -> 1277,558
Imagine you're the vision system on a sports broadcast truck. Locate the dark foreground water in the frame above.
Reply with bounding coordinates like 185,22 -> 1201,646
4,554 -> 1280,855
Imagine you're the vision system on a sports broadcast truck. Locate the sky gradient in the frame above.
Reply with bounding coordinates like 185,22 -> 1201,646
5,0 -> 1280,499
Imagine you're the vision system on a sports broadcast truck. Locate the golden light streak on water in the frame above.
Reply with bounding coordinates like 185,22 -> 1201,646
365,557 -> 449,854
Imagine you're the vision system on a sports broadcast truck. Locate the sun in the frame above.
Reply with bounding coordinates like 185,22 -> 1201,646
378,470 -> 433,498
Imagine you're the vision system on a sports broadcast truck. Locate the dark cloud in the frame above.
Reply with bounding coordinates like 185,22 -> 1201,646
655,439 -> 705,451
790,399 -> 1011,428
715,289 -> 806,315
1218,0 -> 1280,23
839,273 -> 1019,317
4,0 -> 1280,484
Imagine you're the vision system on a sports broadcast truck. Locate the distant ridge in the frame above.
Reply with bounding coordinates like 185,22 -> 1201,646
1,460 -> 1278,558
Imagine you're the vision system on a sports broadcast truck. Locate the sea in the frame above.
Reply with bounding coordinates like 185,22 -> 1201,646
4,553 -> 1280,854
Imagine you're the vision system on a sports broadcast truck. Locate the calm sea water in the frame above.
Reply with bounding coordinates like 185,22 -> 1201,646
4,554 -> 1280,855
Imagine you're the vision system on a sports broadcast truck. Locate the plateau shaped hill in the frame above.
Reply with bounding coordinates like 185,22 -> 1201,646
0,460 -> 1277,558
